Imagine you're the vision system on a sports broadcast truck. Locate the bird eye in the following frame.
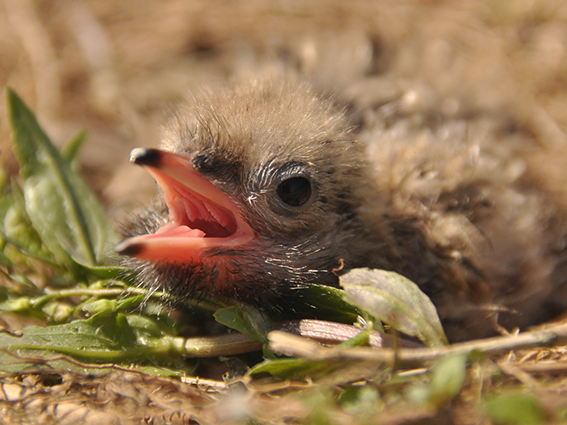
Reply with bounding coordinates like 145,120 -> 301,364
276,177 -> 312,207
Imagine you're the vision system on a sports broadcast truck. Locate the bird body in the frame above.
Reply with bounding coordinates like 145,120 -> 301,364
117,71 -> 567,341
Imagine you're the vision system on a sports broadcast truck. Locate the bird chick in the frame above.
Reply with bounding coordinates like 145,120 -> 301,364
117,75 -> 370,302
116,72 -> 567,341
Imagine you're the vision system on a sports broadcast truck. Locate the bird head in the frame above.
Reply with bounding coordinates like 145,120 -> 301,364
116,74 -> 374,307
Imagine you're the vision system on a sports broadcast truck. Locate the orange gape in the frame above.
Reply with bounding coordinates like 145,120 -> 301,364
116,149 -> 254,263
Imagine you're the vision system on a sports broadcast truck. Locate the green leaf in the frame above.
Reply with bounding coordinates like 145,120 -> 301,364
41,301 -> 75,323
0,180 -> 56,266
0,297 -> 32,313
2,203 -> 54,265
0,165 -> 7,193
339,386 -> 382,417
6,88 -> 118,269
291,283 -> 362,324
72,259 -> 133,281
0,314 -> 190,370
80,294 -> 146,317
340,268 -> 448,346
249,357 -> 333,380
214,303 -> 276,357
249,331 -> 373,380
336,330 -> 371,348
484,393 -> 546,425
428,354 -> 468,403
60,129 -> 88,170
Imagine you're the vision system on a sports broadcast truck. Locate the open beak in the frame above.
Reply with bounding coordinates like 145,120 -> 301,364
115,148 -> 255,263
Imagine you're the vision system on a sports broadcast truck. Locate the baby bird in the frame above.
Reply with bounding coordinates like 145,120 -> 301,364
116,72 -> 567,341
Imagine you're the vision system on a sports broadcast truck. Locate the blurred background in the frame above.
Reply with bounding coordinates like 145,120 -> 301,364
1,0 -> 567,221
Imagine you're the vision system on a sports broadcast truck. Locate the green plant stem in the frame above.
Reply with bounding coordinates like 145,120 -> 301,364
30,288 -> 158,309
29,287 -> 222,312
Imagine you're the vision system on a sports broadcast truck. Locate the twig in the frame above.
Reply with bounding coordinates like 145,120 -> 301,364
181,319 -> 418,358
0,329 -> 23,338
279,319 -> 419,348
268,322 -> 567,367
180,376 -> 227,391
515,361 -> 567,375
182,333 -> 262,357
497,362 -> 543,390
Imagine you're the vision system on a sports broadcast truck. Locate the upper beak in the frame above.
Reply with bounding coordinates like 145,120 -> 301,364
114,148 -> 255,263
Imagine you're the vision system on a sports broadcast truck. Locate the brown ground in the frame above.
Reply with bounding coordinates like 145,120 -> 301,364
2,0 -> 567,423
3,0 -> 567,216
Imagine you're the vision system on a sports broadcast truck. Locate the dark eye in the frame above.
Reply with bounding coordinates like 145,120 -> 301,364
276,177 -> 312,207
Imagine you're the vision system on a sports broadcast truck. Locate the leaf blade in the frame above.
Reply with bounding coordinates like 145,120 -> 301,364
340,268 -> 448,346
6,88 -> 118,267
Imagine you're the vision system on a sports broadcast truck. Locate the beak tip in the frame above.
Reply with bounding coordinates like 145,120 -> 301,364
114,240 -> 144,257
130,148 -> 161,167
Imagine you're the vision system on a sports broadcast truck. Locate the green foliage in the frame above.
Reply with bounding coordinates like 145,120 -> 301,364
1,89 -> 191,373
6,88 -> 118,272
286,283 -> 362,323
341,268 -> 448,346
0,313 -> 193,374
250,357 -> 337,380
428,354 -> 468,402
484,393 -> 547,425
339,386 -> 383,417
407,354 -> 468,406
214,304 -> 277,358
